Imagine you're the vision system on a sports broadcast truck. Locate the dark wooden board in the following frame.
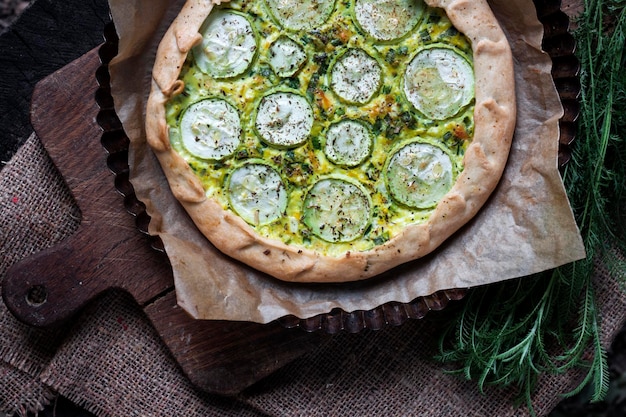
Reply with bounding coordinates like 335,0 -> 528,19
3,50 -> 172,326
146,291 -> 326,394
2,48 -> 325,395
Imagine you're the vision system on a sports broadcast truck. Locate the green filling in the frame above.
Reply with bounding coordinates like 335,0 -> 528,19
166,0 -> 474,255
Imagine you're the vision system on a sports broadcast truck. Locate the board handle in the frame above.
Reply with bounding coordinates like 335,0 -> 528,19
3,227 -> 114,327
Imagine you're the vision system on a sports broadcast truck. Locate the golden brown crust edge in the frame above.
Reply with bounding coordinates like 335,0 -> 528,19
145,0 -> 516,283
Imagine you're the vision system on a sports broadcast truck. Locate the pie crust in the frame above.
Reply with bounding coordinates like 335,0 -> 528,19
145,0 -> 516,283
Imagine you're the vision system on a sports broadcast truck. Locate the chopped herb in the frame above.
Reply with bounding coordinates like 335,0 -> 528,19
385,115 -> 402,138
309,29 -> 329,45
372,232 -> 389,246
442,26 -> 459,37
235,149 -> 249,160
271,154 -> 282,165
285,77 -> 300,89
372,117 -> 383,135
313,52 -> 329,68
284,149 -> 296,160
365,163 -> 378,181
311,136 -> 322,150
385,49 -> 397,65
437,2 -> 626,414
428,13 -> 441,24
400,111 -> 416,129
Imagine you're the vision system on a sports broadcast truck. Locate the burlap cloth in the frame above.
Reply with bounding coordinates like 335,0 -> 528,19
1,131 -> 625,415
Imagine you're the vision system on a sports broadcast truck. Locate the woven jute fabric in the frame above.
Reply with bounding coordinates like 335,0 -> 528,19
1,133 -> 625,416
39,290 -> 264,417
0,133 -> 78,416
0,361 -> 55,416
241,258 -> 626,417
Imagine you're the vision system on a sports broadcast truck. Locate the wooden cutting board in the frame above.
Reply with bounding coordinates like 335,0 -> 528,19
2,48 -> 326,395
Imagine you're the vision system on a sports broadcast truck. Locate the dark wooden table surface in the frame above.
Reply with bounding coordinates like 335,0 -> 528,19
0,0 -> 110,164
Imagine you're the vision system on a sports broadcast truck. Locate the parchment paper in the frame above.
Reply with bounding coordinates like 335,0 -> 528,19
108,0 -> 586,323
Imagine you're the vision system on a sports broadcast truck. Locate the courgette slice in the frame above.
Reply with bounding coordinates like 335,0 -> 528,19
324,119 -> 373,167
265,0 -> 336,31
268,36 -> 307,77
354,0 -> 425,42
385,141 -> 453,209
303,177 -> 371,243
403,46 -> 474,120
180,99 -> 242,160
330,48 -> 382,104
193,10 -> 257,79
226,163 -> 288,226
255,91 -> 314,148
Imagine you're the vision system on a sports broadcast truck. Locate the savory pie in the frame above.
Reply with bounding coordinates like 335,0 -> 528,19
145,0 -> 516,283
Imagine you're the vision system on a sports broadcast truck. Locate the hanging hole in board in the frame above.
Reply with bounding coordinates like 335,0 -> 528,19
26,285 -> 48,307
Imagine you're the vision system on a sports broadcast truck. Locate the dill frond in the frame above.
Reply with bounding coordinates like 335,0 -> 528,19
436,0 -> 626,413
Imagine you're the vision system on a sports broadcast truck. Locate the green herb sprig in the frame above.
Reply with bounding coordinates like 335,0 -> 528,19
436,0 -> 626,414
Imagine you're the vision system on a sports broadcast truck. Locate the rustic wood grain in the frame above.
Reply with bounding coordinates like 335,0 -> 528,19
2,48 -> 324,394
3,49 -> 172,327
145,291 -> 325,394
